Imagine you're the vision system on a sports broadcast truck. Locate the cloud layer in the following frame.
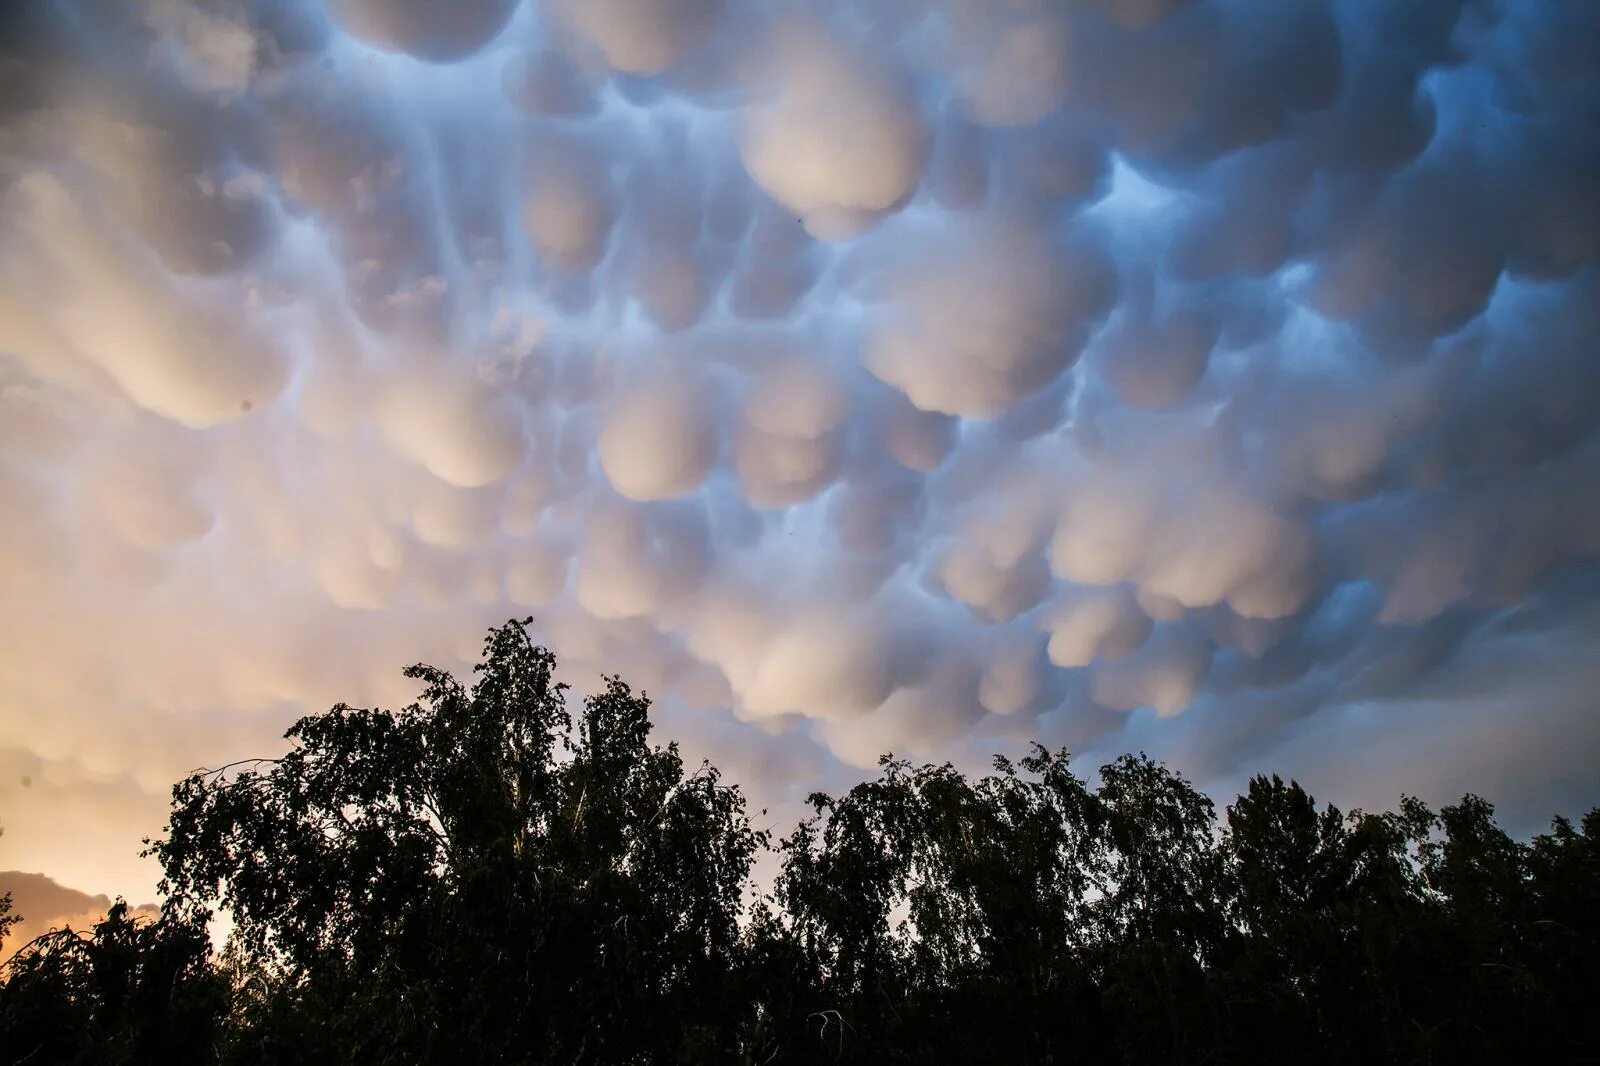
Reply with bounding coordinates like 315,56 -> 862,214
1,0 -> 1597,901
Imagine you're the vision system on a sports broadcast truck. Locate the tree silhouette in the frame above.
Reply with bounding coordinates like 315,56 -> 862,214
0,900 -> 225,1065
3,619 -> 1598,1065
148,621 -> 767,1064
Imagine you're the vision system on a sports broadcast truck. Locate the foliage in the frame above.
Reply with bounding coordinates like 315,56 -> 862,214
3,620 -> 1597,1064
0,893 -> 15,953
147,620 -> 766,1065
0,900 -> 226,1065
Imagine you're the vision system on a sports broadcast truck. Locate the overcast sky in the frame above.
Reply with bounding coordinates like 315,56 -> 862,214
1,0 -> 1597,910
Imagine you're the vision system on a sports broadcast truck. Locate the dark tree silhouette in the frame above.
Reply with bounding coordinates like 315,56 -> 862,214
148,621 -> 767,1064
0,900 -> 225,1065
3,619 -> 1597,1065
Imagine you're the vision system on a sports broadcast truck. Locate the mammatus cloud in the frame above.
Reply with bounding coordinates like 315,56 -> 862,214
598,375 -> 717,501
551,0 -> 725,77
864,215 -> 1116,418
328,0 -> 518,62
742,18 -> 929,240
0,0 -> 1597,905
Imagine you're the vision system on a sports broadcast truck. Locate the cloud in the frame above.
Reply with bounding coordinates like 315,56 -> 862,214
740,18 -> 929,240
521,128 -> 619,276
574,499 -> 710,620
1089,621 -> 1213,717
550,0 -> 725,76
2,172 -> 288,427
598,374 -> 718,501
863,215 -> 1116,418
745,606 -> 899,720
0,869 -> 159,951
503,46 -> 601,118
1042,586 -> 1153,669
0,0 -> 1598,906
327,0 -> 516,62
735,357 -> 848,507
1047,426 -> 1315,620
1090,287 -> 1218,408
374,367 -> 525,488
951,12 -> 1072,129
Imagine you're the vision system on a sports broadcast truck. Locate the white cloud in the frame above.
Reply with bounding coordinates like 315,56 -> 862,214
326,0 -> 517,62
551,0 -> 724,76
864,215 -> 1115,417
522,130 -> 618,275
598,375 -> 718,501
740,20 -> 929,240
735,357 -> 848,507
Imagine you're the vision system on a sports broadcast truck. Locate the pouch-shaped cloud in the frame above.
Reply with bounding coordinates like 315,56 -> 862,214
315,528 -> 401,610
629,246 -> 714,333
865,217 -> 1116,417
2,173 -> 287,428
377,364 -> 526,488
727,200 -> 820,318
574,501 -> 710,620
820,655 -> 984,768
978,631 -> 1047,715
741,607 -> 899,721
937,544 -> 1051,622
735,358 -> 848,507
741,22 -> 929,240
1089,621 -> 1212,717
1092,298 -> 1218,408
954,14 -> 1072,128
522,131 -> 618,275
1137,489 -> 1313,620
327,0 -> 517,62
1049,436 -> 1314,620
85,440 -> 214,553
1042,585 -> 1153,668
932,461 -> 1061,621
1305,154 -> 1505,348
503,47 -> 601,117
408,477 -> 502,548
598,376 -> 718,501
505,530 -> 570,607
551,0 -> 724,76
871,390 -> 958,472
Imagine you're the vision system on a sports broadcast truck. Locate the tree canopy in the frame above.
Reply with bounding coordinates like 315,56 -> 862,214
3,619 -> 1597,1064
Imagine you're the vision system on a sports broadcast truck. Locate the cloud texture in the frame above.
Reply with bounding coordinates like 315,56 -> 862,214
1,0 -> 1597,901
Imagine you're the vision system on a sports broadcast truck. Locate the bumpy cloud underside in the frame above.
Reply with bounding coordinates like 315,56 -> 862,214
1,0 -> 1598,901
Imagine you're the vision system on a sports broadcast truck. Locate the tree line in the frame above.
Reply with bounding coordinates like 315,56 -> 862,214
2,620 -> 1596,1064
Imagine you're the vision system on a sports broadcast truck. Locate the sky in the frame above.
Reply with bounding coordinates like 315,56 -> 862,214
0,0 -> 1597,920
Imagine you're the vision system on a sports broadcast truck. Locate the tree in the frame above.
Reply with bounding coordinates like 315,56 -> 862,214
1524,810 -> 1600,1061
753,749 -> 1224,1064
0,892 -> 15,955
1081,754 -> 1226,1065
147,619 -> 768,1065
0,900 -> 226,1065
1217,777 -> 1439,1063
